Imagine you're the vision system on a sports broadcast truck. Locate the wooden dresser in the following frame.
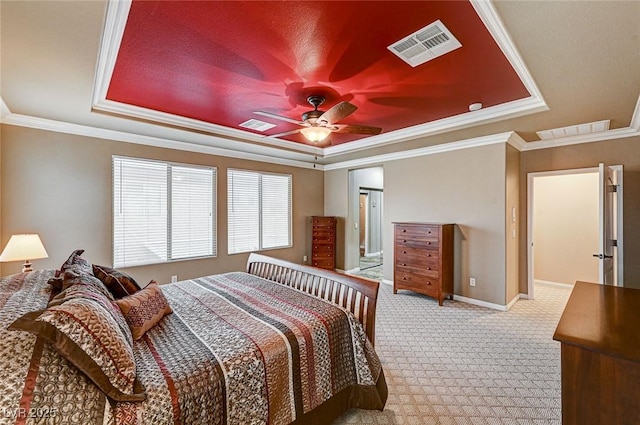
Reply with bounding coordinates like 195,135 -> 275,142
393,222 -> 454,306
553,281 -> 640,425
310,216 -> 337,270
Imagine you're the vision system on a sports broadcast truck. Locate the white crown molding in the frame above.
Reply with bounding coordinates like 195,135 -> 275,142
323,96 -> 547,158
92,0 -> 548,158
1,113 -> 323,170
521,94 -> 640,151
471,0 -> 546,103
0,96 -> 10,119
324,131 -> 518,171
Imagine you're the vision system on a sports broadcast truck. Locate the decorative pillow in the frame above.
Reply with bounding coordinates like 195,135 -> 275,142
115,282 -> 172,340
58,249 -> 92,276
9,292 -> 145,402
93,265 -> 141,299
55,266 -> 116,302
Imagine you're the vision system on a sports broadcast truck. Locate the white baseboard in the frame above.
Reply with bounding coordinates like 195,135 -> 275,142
453,294 -> 508,311
344,267 -> 360,274
534,279 -> 574,288
381,279 -> 393,286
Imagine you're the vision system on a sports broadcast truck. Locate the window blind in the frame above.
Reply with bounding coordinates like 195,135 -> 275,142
113,156 -> 216,267
227,169 -> 292,254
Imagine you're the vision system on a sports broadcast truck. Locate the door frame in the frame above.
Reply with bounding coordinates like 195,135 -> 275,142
527,167 -> 598,299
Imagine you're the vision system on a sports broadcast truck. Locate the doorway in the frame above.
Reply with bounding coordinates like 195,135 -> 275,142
359,188 -> 383,271
527,165 -> 623,298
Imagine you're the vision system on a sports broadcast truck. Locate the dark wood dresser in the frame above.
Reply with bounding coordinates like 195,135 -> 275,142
310,216 -> 337,270
393,222 -> 454,306
553,281 -> 640,425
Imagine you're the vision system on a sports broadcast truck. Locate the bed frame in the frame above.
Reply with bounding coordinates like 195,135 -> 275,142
247,253 -> 380,346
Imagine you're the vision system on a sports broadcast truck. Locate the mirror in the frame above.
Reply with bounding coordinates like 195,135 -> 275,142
358,188 -> 383,271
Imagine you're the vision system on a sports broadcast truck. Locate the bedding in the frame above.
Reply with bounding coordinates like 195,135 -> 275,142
0,261 -> 386,424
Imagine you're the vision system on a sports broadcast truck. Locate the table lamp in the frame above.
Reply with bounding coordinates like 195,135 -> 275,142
0,234 -> 49,273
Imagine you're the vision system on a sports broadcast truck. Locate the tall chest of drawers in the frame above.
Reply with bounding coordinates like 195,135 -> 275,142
311,216 -> 337,270
393,222 -> 454,306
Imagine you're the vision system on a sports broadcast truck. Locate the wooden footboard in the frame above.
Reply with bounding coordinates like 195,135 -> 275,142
247,253 -> 379,346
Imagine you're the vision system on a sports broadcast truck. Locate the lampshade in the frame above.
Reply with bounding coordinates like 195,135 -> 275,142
300,126 -> 331,143
0,234 -> 49,273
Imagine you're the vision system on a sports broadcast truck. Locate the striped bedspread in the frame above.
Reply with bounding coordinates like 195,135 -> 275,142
1,270 -> 386,424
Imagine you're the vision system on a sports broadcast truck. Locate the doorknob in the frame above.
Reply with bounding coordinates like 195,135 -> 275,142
593,253 -> 614,259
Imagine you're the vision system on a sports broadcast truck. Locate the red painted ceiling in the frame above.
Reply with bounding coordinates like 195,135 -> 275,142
107,1 -> 530,147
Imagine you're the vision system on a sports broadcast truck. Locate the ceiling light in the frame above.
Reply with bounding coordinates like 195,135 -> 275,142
468,103 -> 483,112
300,127 -> 331,143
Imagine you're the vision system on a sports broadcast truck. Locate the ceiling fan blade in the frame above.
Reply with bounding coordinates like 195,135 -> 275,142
254,111 -> 305,126
317,101 -> 357,125
264,129 -> 302,138
332,124 -> 382,135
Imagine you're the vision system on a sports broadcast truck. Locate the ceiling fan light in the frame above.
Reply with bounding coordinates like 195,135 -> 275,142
301,126 -> 331,143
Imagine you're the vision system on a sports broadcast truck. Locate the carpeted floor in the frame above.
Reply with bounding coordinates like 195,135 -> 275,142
333,282 -> 572,425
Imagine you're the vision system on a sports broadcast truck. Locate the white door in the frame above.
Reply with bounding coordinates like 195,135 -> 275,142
596,163 -> 618,285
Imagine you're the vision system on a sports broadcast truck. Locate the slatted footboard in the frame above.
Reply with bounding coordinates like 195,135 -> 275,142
247,253 -> 379,346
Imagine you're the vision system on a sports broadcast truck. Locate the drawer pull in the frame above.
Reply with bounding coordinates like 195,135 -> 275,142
402,263 -> 406,266
427,241 -> 431,245
427,254 -> 431,257
402,239 -> 407,243
402,277 -> 407,280
427,267 -> 431,270
426,281 -> 432,285
402,229 -> 407,233
402,250 -> 407,254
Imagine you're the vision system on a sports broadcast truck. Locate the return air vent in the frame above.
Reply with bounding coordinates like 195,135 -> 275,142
388,20 -> 461,67
536,120 -> 610,140
239,119 -> 276,132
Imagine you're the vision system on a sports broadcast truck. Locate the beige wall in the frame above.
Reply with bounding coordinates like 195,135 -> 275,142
505,144 -> 519,302
520,135 -> 640,291
325,143 -> 510,305
0,125 -> 324,284
532,172 -> 599,285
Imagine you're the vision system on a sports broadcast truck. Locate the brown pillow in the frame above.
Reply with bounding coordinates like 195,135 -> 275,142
115,282 -> 172,340
55,266 -> 115,302
58,249 -> 92,276
9,286 -> 145,402
93,265 -> 141,299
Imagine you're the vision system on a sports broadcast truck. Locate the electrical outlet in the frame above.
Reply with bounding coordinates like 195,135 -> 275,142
171,275 -> 178,283
469,277 -> 476,287
303,255 -> 308,262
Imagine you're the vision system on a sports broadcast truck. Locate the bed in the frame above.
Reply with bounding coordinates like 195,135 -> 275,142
0,252 -> 387,424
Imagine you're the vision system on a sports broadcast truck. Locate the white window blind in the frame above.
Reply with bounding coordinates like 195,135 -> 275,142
113,156 -> 216,267
228,169 -> 292,254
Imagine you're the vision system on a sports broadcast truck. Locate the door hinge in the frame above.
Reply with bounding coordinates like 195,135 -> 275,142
611,239 -> 618,247
609,184 -> 619,193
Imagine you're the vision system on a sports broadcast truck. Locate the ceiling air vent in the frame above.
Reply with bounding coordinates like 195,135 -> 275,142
388,20 -> 461,67
239,119 -> 276,132
536,120 -> 610,140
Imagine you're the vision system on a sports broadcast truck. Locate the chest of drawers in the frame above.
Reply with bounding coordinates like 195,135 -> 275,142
393,222 -> 454,306
310,216 -> 337,270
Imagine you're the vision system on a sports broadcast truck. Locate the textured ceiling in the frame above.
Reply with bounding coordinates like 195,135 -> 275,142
1,1 -> 639,166
106,0 -> 529,147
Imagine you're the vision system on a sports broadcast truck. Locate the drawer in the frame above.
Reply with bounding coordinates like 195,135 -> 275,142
312,236 -> 335,244
396,246 -> 439,265
312,244 -> 334,252
395,224 -> 439,237
313,229 -> 335,236
312,251 -> 334,259
312,259 -> 334,269
395,263 -> 439,279
396,234 -> 439,249
312,217 -> 335,226
395,272 -> 439,296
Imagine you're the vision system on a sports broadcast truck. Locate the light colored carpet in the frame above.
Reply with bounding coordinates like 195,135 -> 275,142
334,282 -> 572,425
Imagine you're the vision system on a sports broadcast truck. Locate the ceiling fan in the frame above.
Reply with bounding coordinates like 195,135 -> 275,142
255,95 -> 382,144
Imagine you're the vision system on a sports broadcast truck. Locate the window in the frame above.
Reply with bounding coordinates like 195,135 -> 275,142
113,156 -> 216,267
227,169 -> 292,254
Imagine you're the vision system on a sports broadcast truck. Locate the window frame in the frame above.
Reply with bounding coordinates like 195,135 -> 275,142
112,155 -> 217,268
227,168 -> 293,255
